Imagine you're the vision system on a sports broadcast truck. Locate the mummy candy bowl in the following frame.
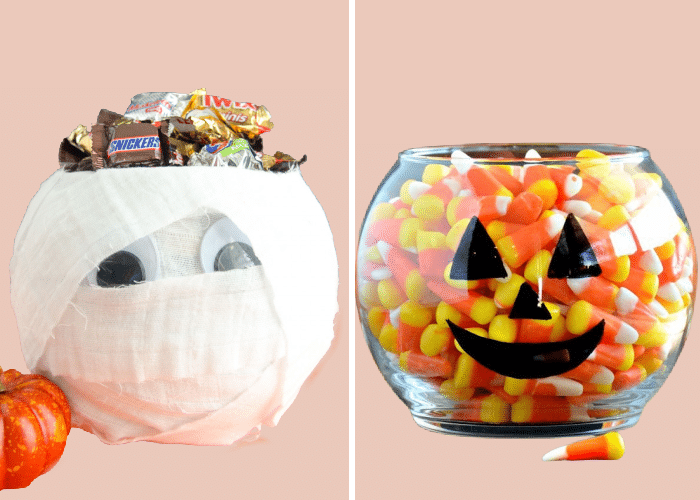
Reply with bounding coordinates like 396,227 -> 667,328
356,144 -> 696,437
11,166 -> 338,445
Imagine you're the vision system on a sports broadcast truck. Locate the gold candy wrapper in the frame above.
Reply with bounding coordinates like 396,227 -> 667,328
68,124 -> 92,154
168,136 -> 200,158
175,109 -> 235,145
182,88 -> 273,140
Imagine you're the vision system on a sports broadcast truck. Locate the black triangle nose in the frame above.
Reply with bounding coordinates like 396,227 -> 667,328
509,282 -> 552,320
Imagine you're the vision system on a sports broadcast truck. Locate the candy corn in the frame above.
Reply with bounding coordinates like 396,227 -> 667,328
542,432 -> 625,461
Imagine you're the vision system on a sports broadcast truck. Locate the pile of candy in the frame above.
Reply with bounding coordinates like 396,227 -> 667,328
358,148 -> 696,424
58,89 -> 304,172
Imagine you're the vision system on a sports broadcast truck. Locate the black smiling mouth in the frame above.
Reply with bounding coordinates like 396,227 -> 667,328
444,213 -> 608,379
447,319 -> 605,379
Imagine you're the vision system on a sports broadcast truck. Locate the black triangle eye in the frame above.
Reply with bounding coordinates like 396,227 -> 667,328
450,216 -> 508,281
547,213 -> 601,279
509,282 -> 552,320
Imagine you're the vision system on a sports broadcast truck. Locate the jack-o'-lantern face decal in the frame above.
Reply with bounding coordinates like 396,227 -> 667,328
447,214 -> 604,379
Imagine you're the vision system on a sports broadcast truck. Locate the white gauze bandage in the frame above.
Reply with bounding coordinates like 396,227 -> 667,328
10,167 -> 338,445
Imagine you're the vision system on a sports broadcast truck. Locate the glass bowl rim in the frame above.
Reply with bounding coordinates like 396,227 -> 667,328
400,143 -> 650,163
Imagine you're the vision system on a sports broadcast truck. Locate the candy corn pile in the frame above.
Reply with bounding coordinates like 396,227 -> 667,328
357,147 -> 696,424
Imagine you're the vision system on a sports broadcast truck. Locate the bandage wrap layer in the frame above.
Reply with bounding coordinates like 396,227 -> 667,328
11,167 -> 338,445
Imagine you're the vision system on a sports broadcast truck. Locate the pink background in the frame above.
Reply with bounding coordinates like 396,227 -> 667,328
356,1 -> 700,499
2,0 -> 700,497
0,2 -> 348,498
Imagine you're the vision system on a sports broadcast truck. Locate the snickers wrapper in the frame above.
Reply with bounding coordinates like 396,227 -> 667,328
107,123 -> 163,167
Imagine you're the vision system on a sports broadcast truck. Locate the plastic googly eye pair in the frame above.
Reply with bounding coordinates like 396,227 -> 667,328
87,217 -> 261,288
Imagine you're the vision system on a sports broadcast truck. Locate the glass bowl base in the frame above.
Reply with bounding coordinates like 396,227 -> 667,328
411,412 -> 642,438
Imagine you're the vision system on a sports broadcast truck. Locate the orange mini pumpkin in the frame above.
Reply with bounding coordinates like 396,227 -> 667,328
0,367 -> 71,490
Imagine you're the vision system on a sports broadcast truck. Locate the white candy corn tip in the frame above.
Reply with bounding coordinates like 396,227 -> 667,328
370,267 -> 392,281
542,445 -> 568,461
570,407 -> 592,422
443,178 -> 462,196
451,150 -> 470,160
375,240 -> 392,263
562,200 -> 592,218
676,277 -> 693,294
639,250 -> 663,275
564,174 -> 583,198
615,287 -> 639,315
458,188 -> 473,198
546,213 -> 567,237
658,282 -> 682,302
451,150 -> 474,174
616,322 -> 639,344
408,181 -> 431,200
682,258 -> 693,278
585,210 -> 602,223
525,148 -> 541,159
649,300 -> 669,319
389,307 -> 400,328
590,366 -> 615,386
566,277 -> 590,295
495,196 -> 511,216
543,376 -> 584,397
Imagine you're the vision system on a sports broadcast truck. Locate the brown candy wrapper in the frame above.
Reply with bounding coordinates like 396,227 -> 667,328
68,125 -> 92,154
59,138 -> 89,171
91,124 -> 108,169
157,121 -> 175,165
262,152 -> 307,172
106,122 -> 164,167
96,108 -> 131,129
84,109 -> 132,169
59,124 -> 93,171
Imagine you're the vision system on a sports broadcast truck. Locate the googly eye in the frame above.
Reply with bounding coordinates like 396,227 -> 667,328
200,217 -> 261,273
87,235 -> 160,287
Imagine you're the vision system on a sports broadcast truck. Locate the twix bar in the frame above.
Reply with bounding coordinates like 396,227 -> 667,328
182,89 -> 273,139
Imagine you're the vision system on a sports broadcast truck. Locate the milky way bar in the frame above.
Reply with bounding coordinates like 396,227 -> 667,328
107,122 -> 164,167
124,91 -> 191,122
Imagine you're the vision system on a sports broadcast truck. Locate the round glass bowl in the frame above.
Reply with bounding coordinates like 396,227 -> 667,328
357,144 -> 696,437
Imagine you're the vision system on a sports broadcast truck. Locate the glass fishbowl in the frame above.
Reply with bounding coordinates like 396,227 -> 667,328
357,144 -> 696,437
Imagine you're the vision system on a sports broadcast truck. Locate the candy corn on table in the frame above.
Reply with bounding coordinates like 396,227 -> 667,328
357,144 -> 696,437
